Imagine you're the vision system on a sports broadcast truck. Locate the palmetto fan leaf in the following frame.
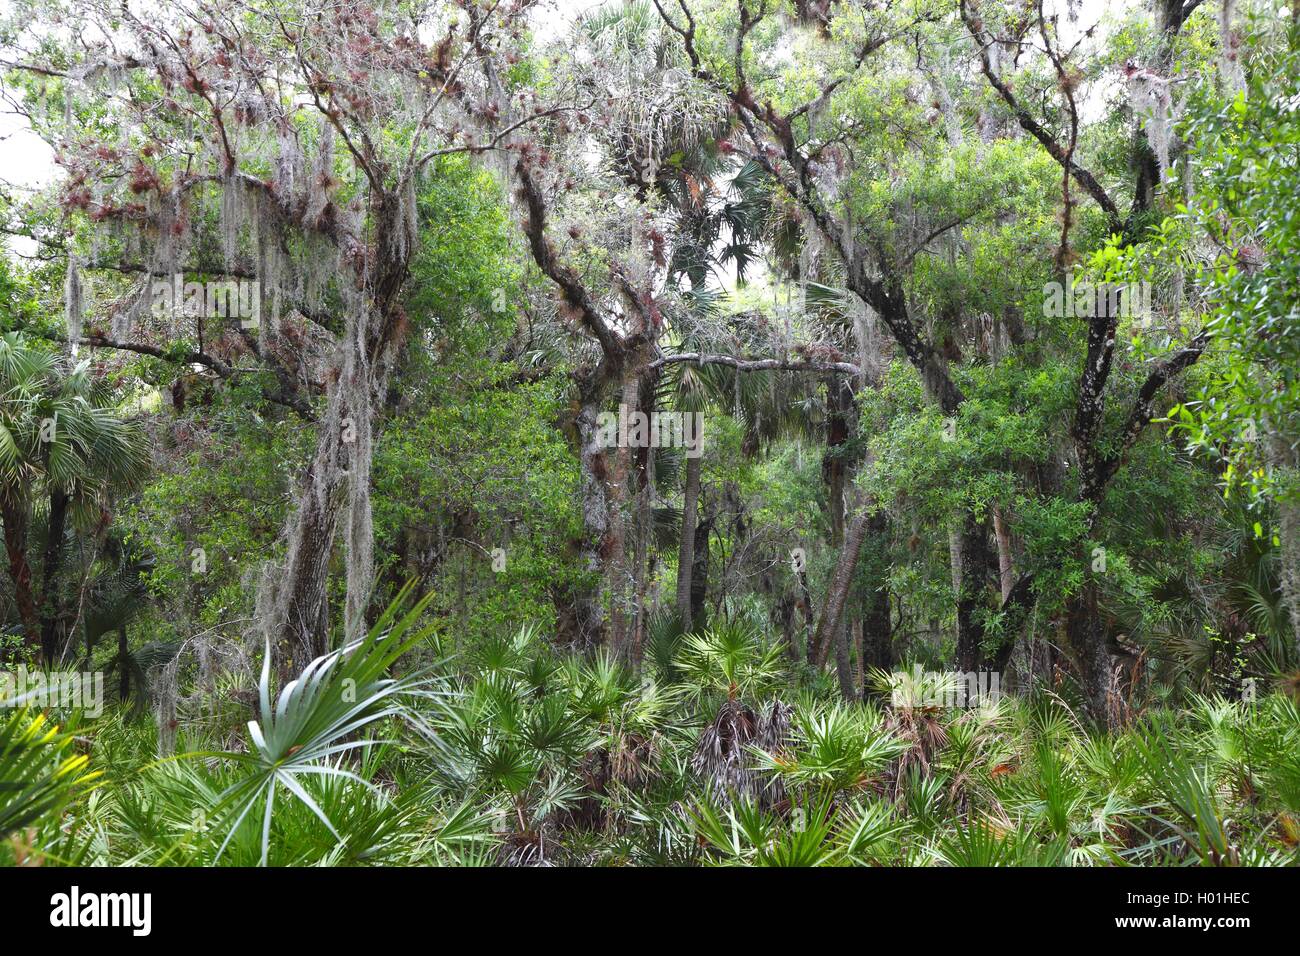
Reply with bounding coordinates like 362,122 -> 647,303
754,701 -> 906,794
210,583 -> 438,864
40,364 -> 149,498
675,619 -> 786,700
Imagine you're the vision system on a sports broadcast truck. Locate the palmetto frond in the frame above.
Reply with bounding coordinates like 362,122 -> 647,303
0,706 -> 101,837
675,618 -> 787,701
210,584 -> 438,864
754,701 -> 906,794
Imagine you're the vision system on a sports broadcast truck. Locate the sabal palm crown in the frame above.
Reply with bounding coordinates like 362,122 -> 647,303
0,333 -> 147,656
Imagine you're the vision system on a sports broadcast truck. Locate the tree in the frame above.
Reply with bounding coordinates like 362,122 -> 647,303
4,0 -> 545,665
0,332 -> 146,662
1168,14 -> 1300,658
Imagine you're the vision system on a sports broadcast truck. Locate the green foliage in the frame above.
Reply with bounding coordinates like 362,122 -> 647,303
210,585 -> 438,865
0,707 -> 99,840
1166,27 -> 1300,508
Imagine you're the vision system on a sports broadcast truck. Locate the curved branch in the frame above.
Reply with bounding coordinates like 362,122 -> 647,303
67,333 -> 317,420
959,0 -> 1121,228
650,351 -> 861,376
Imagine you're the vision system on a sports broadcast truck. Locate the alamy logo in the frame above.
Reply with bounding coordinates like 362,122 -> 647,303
152,273 -> 260,329
595,404 -> 704,459
1043,278 -> 1152,323
50,887 -> 151,936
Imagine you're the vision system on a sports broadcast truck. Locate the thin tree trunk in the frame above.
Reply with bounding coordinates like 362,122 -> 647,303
631,443 -> 653,666
779,595 -> 798,662
833,618 -> 856,700
676,452 -> 701,634
798,567 -> 815,665
605,368 -> 642,660
817,374 -> 861,692
861,511 -> 893,699
1278,495 -> 1300,659
1269,434 -> 1300,658
690,509 -> 711,629
572,390 -> 610,648
954,512 -> 992,673
38,488 -> 71,663
852,619 -> 865,688
992,504 -> 1015,603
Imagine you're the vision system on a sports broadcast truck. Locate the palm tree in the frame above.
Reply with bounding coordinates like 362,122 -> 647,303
0,334 -> 55,653
0,333 -> 147,662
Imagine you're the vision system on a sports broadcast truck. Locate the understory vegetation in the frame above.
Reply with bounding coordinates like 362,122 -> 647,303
1,0 -> 1298,866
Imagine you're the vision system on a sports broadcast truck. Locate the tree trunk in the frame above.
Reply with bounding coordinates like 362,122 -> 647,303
992,504 -> 1015,603
690,510 -> 711,630
798,567 -> 815,665
676,452 -> 701,634
631,442 -> 653,666
1064,582 -> 1120,729
861,512 -> 893,699
572,390 -> 610,648
257,196 -> 412,669
1269,434 -> 1300,658
954,512 -> 993,674
604,368 -> 642,660
778,595 -> 799,662
817,374 -> 862,693
1278,495 -> 1300,659
259,450 -> 340,668
812,507 -> 872,668
833,617 -> 856,700
1,499 -> 40,657
39,487 -> 71,664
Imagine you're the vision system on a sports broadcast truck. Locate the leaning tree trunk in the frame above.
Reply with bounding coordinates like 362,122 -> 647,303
1,499 -> 40,657
676,452 -> 702,635
812,507 -> 872,669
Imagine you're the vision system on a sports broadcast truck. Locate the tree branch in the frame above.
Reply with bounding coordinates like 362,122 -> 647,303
959,0 -> 1121,229
650,352 -> 861,376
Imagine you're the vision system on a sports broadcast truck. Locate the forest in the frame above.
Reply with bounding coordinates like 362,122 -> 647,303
0,0 -> 1297,870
